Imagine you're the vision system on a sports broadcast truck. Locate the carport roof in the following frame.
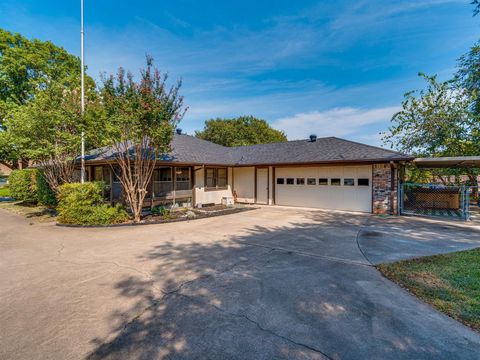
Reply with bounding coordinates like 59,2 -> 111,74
83,134 -> 413,166
414,156 -> 480,168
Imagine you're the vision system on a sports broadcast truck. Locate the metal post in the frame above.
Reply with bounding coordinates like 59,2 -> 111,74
80,0 -> 86,183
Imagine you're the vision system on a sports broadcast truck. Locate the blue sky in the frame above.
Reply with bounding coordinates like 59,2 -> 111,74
1,0 -> 478,146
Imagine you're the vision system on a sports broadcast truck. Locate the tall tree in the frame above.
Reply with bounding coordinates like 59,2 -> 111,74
195,116 -> 287,147
383,73 -> 479,184
4,82 -> 99,193
0,29 -> 95,164
100,56 -> 186,222
456,40 -> 480,114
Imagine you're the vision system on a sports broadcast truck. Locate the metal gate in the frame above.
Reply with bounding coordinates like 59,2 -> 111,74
399,183 -> 470,220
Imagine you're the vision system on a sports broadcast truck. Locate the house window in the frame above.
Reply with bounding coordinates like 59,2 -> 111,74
112,167 -> 122,183
318,178 -> 328,185
154,167 -> 172,182
175,167 -> 191,190
93,166 -> 103,181
286,178 -> 294,185
331,178 -> 341,186
296,178 -> 305,185
344,178 -> 354,186
205,167 -> 228,188
307,178 -> 316,185
276,178 -> 285,185
358,178 -> 370,186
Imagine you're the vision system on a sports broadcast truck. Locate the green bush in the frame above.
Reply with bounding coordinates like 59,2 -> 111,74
36,170 -> 56,206
9,169 -> 38,201
151,205 -> 170,218
57,182 -> 129,225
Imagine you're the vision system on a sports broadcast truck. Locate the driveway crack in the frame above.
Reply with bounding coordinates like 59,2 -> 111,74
173,292 -> 334,360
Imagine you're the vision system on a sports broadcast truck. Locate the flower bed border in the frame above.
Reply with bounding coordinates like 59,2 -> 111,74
56,206 -> 257,228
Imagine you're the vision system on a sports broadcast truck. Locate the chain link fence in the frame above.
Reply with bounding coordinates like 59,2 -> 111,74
399,183 -> 470,220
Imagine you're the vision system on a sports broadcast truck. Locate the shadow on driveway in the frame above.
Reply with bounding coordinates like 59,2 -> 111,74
87,212 -> 480,360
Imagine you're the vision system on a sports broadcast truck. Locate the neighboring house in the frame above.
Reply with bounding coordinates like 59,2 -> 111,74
79,133 -> 413,215
0,161 -> 14,177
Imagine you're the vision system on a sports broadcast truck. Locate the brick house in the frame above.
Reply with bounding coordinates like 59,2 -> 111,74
79,133 -> 413,215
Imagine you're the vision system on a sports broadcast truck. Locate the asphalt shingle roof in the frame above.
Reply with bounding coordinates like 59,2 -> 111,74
84,134 -> 413,165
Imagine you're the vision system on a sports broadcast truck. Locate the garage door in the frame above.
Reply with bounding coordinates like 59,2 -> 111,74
275,166 -> 372,212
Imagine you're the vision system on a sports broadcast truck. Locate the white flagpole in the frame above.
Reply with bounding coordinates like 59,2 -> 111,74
80,0 -> 85,183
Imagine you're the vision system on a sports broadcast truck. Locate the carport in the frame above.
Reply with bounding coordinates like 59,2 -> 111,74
399,156 -> 480,220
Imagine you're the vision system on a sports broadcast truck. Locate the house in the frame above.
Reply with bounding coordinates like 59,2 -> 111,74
79,133 -> 413,215
0,162 -> 13,177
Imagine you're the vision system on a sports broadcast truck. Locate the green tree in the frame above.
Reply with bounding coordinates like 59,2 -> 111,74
195,116 -> 287,147
0,29 -> 95,164
5,81 -> 99,193
457,41 -> 480,114
100,56 -> 186,222
383,73 -> 480,184
0,29 -> 86,113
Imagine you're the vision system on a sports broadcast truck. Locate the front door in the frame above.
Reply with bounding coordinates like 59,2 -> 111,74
256,168 -> 268,204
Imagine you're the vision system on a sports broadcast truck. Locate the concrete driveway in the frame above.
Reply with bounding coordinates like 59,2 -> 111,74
0,206 -> 479,360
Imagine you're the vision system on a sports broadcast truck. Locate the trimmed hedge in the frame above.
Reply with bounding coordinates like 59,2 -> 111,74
9,169 -> 37,201
36,170 -> 57,206
57,182 -> 129,225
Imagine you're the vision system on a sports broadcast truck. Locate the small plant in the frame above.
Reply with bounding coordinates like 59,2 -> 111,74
151,205 -> 171,219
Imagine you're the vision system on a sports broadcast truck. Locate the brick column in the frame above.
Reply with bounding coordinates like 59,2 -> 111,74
372,163 -> 397,215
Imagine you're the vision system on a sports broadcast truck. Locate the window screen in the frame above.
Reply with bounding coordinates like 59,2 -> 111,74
276,178 -> 285,185
205,168 -> 227,188
318,178 -> 328,185
206,168 -> 215,188
217,168 -> 227,187
175,167 -> 190,182
358,178 -> 370,186
344,178 -> 354,186
307,178 -> 316,185
94,166 -> 103,181
331,178 -> 341,186
155,167 -> 172,182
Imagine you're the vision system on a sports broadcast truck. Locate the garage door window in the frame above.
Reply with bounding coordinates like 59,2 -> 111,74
286,178 -> 294,185
307,178 -> 316,185
358,178 -> 369,186
318,178 -> 328,185
276,178 -> 285,185
344,178 -> 354,186
296,178 -> 305,185
331,178 -> 341,186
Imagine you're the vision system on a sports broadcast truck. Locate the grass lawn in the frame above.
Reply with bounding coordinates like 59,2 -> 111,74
0,185 -> 10,197
0,201 -> 57,222
378,249 -> 480,332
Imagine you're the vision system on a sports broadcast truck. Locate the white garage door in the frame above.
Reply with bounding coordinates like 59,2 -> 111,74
275,165 -> 372,212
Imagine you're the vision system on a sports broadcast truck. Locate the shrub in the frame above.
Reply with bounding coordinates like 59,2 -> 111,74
9,169 -> 38,201
57,182 -> 129,225
152,205 -> 171,218
36,170 -> 56,206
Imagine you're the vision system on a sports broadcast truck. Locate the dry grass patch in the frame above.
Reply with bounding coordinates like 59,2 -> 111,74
0,201 -> 57,222
378,249 -> 480,332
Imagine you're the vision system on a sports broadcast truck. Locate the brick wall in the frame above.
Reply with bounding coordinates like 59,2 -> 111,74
372,163 -> 397,215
